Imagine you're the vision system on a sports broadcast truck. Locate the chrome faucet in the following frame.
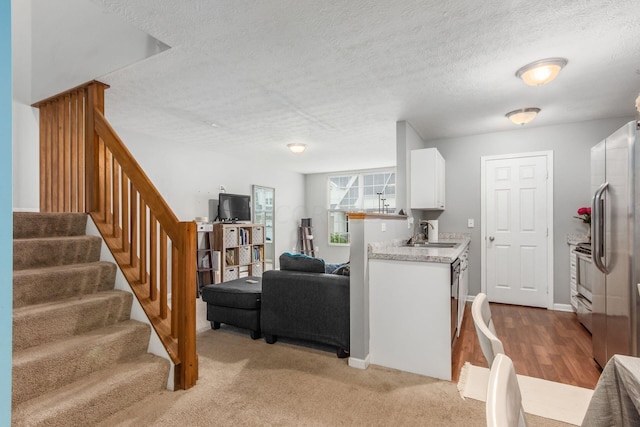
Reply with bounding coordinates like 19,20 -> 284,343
420,221 -> 434,241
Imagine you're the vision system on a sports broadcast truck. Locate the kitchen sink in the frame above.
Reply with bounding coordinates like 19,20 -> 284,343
403,242 -> 458,249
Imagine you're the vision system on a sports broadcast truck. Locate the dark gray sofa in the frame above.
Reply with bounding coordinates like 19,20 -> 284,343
261,254 -> 350,358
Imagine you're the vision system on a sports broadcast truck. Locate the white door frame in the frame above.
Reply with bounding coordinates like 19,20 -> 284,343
480,151 -> 554,310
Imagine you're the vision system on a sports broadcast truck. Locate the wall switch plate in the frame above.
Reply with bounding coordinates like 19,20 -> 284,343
467,218 -> 475,228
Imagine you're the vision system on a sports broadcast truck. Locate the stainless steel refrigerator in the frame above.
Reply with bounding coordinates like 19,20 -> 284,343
591,120 -> 640,368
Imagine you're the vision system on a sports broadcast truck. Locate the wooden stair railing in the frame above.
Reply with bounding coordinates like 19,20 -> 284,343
33,81 -> 198,390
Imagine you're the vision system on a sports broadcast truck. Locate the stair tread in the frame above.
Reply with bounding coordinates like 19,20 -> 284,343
13,261 -> 117,308
13,235 -> 101,243
13,289 -> 130,317
13,212 -> 87,239
13,319 -> 149,362
13,235 -> 103,270
13,260 -> 115,276
12,354 -> 169,426
13,290 -> 133,351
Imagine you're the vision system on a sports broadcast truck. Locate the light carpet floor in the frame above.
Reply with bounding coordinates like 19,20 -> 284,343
98,327 -> 570,426
458,362 -> 593,426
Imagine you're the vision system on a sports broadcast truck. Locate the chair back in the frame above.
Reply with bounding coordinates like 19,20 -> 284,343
486,353 -> 528,427
472,293 -> 505,367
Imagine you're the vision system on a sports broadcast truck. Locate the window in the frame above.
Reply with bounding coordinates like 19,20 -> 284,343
328,170 -> 396,245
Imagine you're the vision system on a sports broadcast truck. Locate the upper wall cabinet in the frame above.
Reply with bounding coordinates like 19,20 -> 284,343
410,148 -> 445,210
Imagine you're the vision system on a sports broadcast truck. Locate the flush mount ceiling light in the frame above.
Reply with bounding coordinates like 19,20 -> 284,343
516,58 -> 568,86
506,108 -> 541,125
287,143 -> 307,154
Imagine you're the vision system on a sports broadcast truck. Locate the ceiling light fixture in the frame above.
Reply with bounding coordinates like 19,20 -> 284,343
505,108 -> 541,125
287,143 -> 306,154
516,58 -> 568,86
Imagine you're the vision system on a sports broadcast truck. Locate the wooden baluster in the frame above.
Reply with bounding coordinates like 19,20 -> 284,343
171,244 -> 178,339
150,214 -> 157,301
77,90 -> 85,212
105,147 -> 112,225
139,200 -> 147,284
51,101 -> 59,211
121,175 -> 129,253
70,92 -> 78,212
112,160 -> 120,237
39,103 -> 49,211
160,228 -> 168,319
56,100 -> 65,212
63,95 -> 71,212
130,188 -> 138,269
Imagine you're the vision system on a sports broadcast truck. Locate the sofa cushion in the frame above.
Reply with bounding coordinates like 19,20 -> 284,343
279,253 -> 325,273
201,277 -> 262,310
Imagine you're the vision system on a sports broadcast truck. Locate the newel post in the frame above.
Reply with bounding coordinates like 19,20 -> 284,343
84,82 -> 106,213
175,221 -> 198,389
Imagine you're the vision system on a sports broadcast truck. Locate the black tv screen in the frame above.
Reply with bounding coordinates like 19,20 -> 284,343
218,193 -> 251,222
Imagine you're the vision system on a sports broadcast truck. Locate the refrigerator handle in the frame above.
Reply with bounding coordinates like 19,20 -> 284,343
592,182 -> 608,274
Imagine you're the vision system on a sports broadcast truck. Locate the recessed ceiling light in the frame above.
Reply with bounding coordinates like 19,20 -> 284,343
516,58 -> 568,86
209,122 -> 219,128
287,143 -> 306,154
505,108 -> 541,125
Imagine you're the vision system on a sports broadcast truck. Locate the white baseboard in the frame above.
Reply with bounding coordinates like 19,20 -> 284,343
12,207 -> 39,212
553,303 -> 575,313
467,294 -> 572,313
348,354 -> 370,370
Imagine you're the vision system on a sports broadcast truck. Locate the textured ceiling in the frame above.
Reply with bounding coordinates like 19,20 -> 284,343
87,0 -> 640,174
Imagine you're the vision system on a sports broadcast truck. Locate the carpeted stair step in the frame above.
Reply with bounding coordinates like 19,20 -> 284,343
13,261 -> 117,308
12,353 -> 169,427
12,320 -> 151,406
13,235 -> 102,270
13,290 -> 133,351
13,212 -> 88,239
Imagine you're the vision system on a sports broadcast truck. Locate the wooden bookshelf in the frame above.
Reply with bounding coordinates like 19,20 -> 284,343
212,223 -> 266,282
196,230 -> 220,295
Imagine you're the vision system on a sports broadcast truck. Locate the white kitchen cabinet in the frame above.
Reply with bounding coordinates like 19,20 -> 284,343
369,258 -> 451,380
410,148 -> 445,210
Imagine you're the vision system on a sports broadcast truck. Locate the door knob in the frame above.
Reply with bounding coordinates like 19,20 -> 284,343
489,236 -> 495,242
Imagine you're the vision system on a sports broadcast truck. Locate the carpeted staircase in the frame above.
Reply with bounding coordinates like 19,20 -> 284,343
12,212 -> 170,426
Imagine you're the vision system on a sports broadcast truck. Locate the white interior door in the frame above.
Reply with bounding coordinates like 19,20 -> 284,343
482,152 -> 552,308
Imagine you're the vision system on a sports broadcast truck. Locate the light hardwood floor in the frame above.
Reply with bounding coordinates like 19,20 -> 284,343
451,301 -> 601,389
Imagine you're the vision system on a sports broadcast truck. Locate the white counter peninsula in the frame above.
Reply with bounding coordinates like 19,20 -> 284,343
367,233 -> 470,381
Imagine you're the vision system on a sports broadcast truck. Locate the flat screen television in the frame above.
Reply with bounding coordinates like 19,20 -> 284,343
217,193 -> 251,222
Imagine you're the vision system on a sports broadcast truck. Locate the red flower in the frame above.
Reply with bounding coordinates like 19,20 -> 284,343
577,207 -> 591,216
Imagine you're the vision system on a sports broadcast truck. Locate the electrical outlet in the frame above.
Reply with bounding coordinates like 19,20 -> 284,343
381,223 -> 386,232
467,218 -> 475,228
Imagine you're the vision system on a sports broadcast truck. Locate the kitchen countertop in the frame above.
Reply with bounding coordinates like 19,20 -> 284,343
368,232 -> 471,264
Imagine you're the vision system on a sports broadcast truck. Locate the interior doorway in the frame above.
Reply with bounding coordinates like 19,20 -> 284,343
481,151 -> 554,308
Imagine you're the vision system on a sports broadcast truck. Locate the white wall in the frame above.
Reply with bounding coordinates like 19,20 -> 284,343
114,128 -> 305,261
12,0 -> 40,212
423,117 -> 633,305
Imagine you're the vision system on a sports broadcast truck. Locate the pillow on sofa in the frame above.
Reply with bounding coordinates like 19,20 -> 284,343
279,252 -> 325,273
333,263 -> 350,276
325,262 -> 350,275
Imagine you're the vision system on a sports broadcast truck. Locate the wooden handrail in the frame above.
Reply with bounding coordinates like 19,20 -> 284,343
34,81 -> 198,390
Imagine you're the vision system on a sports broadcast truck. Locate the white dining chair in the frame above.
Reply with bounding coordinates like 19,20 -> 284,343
472,293 -> 505,367
486,353 -> 528,427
